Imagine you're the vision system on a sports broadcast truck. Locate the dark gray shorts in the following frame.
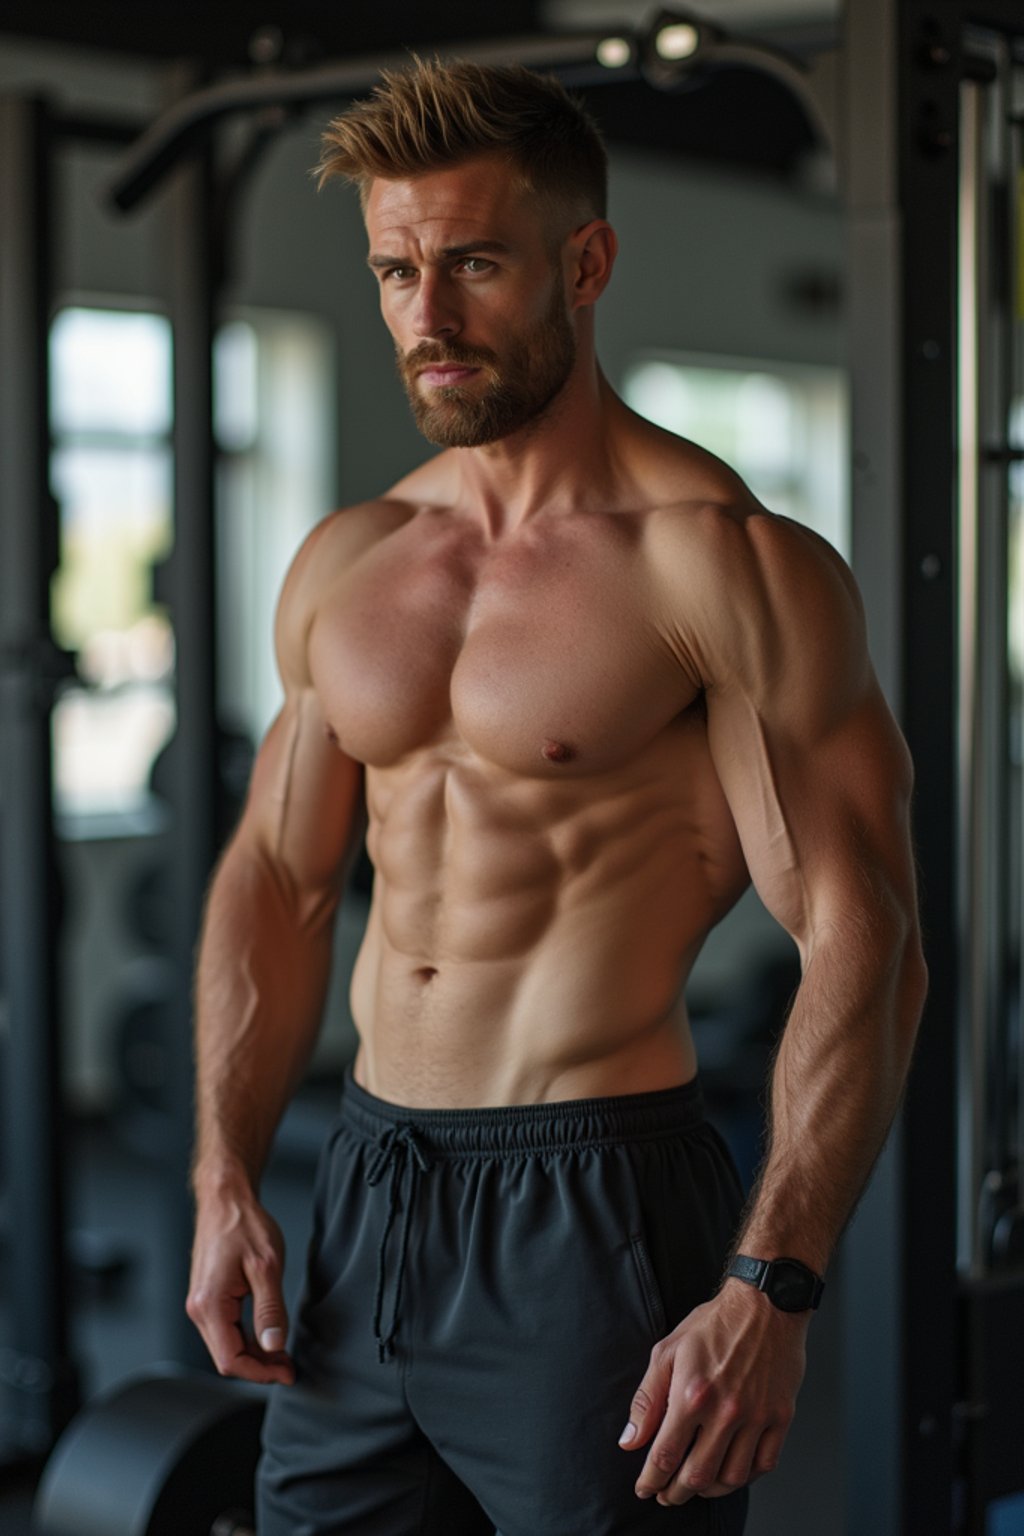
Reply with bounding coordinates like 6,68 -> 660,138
257,1065 -> 748,1536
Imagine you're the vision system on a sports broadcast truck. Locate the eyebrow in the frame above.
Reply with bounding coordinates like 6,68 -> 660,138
367,239 -> 512,270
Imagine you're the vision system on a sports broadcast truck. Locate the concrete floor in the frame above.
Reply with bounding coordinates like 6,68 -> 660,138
1,1098 -> 844,1535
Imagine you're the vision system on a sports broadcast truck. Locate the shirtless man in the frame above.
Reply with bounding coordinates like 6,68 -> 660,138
185,60 -> 927,1536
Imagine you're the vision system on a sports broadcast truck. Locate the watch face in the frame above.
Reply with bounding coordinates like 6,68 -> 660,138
768,1260 -> 815,1311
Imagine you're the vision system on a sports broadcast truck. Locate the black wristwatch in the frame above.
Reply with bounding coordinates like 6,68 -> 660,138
726,1254 -> 825,1313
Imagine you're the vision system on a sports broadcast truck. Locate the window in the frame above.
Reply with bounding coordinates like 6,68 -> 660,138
49,304 -> 335,825
50,307 -> 175,821
622,352 -> 850,557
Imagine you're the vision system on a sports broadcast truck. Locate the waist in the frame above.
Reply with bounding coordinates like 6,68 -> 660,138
338,1060 -> 708,1155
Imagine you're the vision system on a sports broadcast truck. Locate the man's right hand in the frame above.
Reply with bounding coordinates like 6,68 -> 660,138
186,1178 -> 296,1386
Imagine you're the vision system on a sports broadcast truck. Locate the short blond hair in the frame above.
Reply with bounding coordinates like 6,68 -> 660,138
317,56 -> 607,231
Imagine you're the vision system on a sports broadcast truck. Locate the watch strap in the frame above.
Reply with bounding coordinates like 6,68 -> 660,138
728,1254 -> 770,1288
727,1253 -> 825,1311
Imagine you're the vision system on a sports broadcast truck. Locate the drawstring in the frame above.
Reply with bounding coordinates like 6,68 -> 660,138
365,1123 -> 431,1363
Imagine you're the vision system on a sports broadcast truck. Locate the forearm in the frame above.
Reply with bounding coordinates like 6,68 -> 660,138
735,925 -> 927,1273
191,837 -> 340,1196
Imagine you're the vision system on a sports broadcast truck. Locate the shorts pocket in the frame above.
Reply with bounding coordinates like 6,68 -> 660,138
628,1231 -> 667,1340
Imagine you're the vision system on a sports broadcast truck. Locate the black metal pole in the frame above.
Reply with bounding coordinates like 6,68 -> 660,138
896,5 -> 961,1528
157,64 -> 224,1369
0,92 -> 80,1458
841,4 -> 963,1531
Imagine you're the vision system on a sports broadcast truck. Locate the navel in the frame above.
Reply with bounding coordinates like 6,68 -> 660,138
541,739 -> 576,764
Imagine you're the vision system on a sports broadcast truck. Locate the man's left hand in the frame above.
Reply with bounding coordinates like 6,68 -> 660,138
618,1281 -> 809,1505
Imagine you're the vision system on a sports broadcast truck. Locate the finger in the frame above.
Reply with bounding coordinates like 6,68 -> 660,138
635,1422 -> 701,1502
618,1342 -> 673,1452
245,1332 -> 296,1385
658,1424 -> 761,1505
224,1345 -> 295,1386
697,1424 -> 762,1497
187,1285 -> 294,1386
209,1321 -> 295,1387
186,1289 -> 254,1379
244,1246 -> 290,1359
750,1421 -> 789,1479
681,1419 -> 790,1502
633,1373 -> 710,1499
654,1396 -> 746,1505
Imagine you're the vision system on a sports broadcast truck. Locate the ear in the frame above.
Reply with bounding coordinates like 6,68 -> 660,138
566,219 -> 618,308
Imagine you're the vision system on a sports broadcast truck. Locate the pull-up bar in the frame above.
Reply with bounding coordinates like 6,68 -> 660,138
105,15 -> 826,214
106,31 -> 637,212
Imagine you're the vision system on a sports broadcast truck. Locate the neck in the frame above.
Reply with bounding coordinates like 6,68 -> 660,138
451,354 -> 630,539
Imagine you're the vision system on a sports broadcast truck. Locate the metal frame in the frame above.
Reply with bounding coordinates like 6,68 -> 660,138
843,4 -> 1024,1533
104,21 -> 835,213
154,64 -> 227,1368
0,95 -> 157,1463
893,6 -> 962,1528
0,93 -> 80,1462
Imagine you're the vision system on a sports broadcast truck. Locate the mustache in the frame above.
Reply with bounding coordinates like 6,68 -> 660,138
400,341 -> 497,375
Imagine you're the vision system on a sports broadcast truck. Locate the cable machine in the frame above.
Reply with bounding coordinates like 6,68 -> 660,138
843,4 -> 1024,1533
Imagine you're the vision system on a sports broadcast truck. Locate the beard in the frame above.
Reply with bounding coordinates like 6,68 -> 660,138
396,278 -> 576,449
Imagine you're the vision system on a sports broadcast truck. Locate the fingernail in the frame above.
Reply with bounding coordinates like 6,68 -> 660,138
260,1327 -> 285,1352
618,1423 -> 637,1445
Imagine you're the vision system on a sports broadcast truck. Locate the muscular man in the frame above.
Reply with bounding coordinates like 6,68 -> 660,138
186,59 -> 927,1536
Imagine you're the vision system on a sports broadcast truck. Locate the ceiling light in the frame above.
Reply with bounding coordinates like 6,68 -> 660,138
654,22 -> 701,61
596,36 -> 632,69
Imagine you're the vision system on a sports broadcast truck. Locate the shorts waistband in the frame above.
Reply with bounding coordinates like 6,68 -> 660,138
338,1063 -> 707,1157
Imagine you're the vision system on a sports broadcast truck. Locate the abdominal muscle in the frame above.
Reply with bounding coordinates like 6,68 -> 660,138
347,726 -> 749,1109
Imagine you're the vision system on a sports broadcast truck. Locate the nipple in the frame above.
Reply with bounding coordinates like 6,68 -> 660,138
324,722 -> 340,745
541,739 -> 576,764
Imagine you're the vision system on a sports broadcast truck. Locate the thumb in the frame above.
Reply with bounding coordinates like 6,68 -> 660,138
618,1352 -> 671,1451
257,1317 -> 288,1355
248,1252 -> 289,1354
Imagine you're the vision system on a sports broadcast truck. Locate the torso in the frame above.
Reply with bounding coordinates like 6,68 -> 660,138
306,440 -> 753,1107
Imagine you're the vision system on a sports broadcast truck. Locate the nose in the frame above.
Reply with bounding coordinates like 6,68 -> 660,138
412,272 -> 461,342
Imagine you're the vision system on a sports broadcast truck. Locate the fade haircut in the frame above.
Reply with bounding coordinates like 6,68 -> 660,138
317,56 -> 608,236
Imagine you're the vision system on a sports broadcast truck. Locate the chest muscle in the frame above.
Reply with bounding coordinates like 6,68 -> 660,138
307,513 -> 695,775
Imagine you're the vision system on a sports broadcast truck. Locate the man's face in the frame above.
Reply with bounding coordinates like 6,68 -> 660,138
365,157 -> 578,447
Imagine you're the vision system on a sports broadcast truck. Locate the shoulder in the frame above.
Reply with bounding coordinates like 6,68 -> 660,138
273,496 -> 417,689
646,495 -> 867,696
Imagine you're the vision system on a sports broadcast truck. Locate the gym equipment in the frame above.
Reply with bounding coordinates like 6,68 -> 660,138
0,88 -> 83,1462
842,7 -> 1024,1533
110,956 -> 178,1158
33,1370 -> 265,1536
